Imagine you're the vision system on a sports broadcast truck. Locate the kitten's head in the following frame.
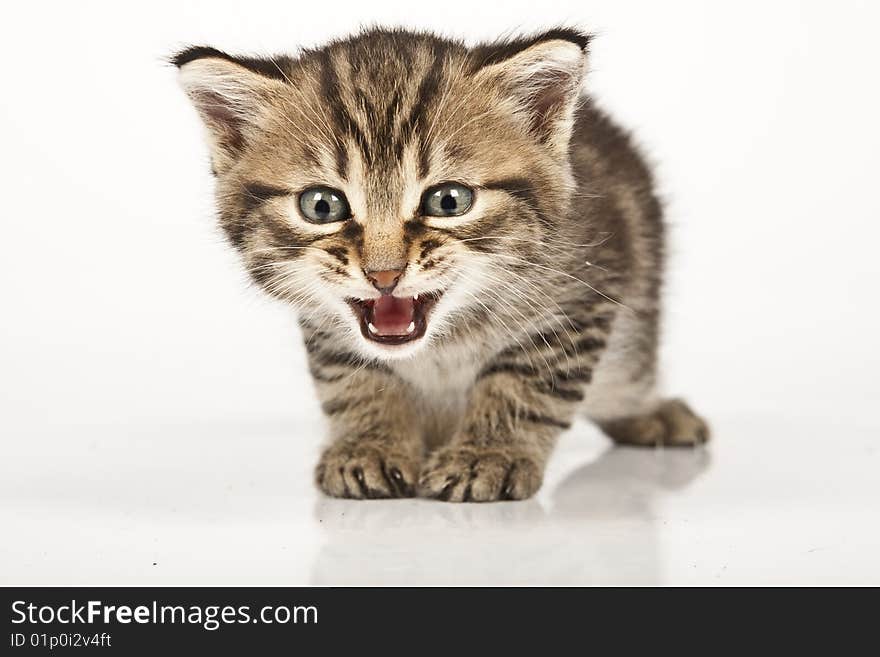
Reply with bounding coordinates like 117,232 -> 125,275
175,28 -> 589,359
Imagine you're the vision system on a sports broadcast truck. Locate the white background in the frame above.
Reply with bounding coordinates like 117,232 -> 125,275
1,1 -> 878,585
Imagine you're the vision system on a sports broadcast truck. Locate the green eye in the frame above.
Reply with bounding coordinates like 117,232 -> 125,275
299,186 -> 351,224
421,183 -> 474,217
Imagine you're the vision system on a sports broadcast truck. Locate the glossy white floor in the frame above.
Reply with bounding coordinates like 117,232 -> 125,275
2,2 -> 879,586
3,407 -> 879,586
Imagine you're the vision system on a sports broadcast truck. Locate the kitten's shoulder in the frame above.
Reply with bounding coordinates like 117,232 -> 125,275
570,98 -> 655,190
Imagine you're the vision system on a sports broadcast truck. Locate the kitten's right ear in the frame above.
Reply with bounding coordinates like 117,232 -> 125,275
173,46 -> 285,165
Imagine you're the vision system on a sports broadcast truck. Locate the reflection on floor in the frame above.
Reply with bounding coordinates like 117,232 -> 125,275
312,447 -> 710,585
2,413 -> 878,585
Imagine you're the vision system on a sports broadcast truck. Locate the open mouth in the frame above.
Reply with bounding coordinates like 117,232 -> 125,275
347,292 -> 442,346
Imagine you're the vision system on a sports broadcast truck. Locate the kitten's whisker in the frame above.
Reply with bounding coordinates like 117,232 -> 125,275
457,265 -> 559,382
488,253 -> 628,310
480,262 -> 582,365
437,108 -> 495,146
457,234 -> 615,250
267,60 -> 342,150
458,288 -> 538,373
422,55 -> 471,146
464,263 -> 580,374
248,246 -> 329,256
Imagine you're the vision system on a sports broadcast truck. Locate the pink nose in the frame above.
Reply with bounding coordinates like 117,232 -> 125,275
365,269 -> 403,294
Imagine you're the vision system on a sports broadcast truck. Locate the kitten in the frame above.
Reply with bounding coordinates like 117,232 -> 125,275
174,27 -> 709,502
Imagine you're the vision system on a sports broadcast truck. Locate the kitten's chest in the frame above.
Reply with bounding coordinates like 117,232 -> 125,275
391,346 -> 484,404
392,348 -> 484,446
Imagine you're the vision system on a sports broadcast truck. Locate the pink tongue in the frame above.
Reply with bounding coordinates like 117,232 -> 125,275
370,296 -> 415,335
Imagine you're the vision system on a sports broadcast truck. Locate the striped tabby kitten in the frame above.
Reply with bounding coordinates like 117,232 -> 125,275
175,27 -> 709,502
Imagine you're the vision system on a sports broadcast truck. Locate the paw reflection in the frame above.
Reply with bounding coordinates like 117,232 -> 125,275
311,443 -> 710,585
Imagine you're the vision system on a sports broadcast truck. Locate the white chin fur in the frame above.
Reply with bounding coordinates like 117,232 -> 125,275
357,333 -> 429,360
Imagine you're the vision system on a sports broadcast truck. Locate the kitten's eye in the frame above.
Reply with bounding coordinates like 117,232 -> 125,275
298,186 -> 351,224
421,183 -> 474,217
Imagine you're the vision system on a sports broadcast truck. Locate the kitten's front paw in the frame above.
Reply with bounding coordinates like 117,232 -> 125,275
418,447 -> 543,502
316,443 -> 418,499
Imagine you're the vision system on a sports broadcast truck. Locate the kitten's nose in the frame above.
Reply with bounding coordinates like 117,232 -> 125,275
365,268 -> 404,294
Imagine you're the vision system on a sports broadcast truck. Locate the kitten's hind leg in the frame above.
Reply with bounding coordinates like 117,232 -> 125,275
583,311 -> 709,447
597,398 -> 710,447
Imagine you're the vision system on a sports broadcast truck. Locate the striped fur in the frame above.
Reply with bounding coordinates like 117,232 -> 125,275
175,27 -> 709,502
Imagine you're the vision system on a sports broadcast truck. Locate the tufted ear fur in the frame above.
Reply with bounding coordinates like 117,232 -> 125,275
473,29 -> 590,152
173,46 -> 289,169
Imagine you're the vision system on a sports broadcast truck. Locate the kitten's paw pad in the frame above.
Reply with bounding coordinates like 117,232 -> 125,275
418,448 -> 543,502
315,444 -> 418,499
600,398 -> 710,447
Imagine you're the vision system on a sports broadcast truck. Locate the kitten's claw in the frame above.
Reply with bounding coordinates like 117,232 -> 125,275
316,444 -> 418,499
418,447 -> 543,502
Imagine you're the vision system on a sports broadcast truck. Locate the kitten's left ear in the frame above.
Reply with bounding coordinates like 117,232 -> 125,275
473,29 -> 590,150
